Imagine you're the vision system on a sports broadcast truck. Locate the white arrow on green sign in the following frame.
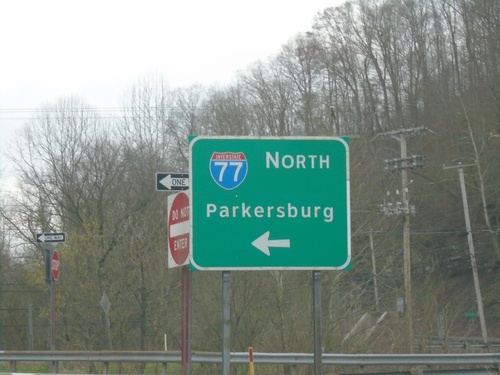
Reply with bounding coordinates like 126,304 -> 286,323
189,136 -> 351,271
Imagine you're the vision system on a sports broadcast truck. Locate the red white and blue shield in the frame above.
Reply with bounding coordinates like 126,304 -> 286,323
209,152 -> 248,190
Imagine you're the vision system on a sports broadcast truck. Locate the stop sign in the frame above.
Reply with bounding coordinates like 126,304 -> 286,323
51,250 -> 60,281
167,192 -> 190,268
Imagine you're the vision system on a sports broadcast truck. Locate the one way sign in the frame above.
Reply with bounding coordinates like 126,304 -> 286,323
36,232 -> 66,243
156,173 -> 189,191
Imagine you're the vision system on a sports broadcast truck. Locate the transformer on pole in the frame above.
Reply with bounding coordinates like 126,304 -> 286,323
375,126 -> 429,353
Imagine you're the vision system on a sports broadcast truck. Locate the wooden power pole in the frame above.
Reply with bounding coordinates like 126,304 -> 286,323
443,163 -> 488,344
377,126 -> 428,352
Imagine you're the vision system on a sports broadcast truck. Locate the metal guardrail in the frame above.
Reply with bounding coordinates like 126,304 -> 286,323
0,351 -> 499,371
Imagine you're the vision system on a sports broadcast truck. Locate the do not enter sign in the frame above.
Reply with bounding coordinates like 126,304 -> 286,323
167,192 -> 190,268
51,250 -> 60,281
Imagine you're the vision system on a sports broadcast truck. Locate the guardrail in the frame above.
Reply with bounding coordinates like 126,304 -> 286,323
1,351 -> 500,374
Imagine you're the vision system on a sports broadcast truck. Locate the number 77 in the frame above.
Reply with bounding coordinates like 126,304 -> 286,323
214,161 -> 244,182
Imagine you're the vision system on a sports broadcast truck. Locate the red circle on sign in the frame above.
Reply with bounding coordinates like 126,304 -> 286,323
51,250 -> 60,281
168,192 -> 190,266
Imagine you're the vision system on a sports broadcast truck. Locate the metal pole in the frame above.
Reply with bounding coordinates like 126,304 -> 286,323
457,166 -> 488,344
50,278 -> 56,351
369,231 -> 380,312
44,244 -> 57,372
313,270 -> 322,375
187,267 -> 192,375
181,268 -> 185,374
50,276 -> 58,373
27,304 -> 34,350
48,244 -> 56,352
181,266 -> 192,375
222,271 -> 231,375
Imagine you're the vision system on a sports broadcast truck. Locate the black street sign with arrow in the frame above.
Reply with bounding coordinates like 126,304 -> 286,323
156,173 -> 189,191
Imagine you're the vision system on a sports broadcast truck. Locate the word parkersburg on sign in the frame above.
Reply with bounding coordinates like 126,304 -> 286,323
189,136 -> 351,271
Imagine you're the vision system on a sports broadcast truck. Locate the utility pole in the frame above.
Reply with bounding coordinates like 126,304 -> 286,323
377,126 -> 427,352
443,163 -> 488,344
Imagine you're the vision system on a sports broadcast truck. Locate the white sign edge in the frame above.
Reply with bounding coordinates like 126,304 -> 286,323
188,135 -> 351,271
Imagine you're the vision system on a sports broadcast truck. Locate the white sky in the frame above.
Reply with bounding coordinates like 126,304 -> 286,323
0,0 -> 345,190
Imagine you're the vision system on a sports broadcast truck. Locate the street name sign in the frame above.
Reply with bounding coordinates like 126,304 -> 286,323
156,173 -> 189,191
167,192 -> 190,268
36,232 -> 66,243
189,136 -> 350,270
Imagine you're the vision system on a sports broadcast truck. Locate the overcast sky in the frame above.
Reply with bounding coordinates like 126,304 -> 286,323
0,0 -> 345,190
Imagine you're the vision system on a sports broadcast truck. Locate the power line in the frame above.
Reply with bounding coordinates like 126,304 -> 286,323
0,106 -> 184,121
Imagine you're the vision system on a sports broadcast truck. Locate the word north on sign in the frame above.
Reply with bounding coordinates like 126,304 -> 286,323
189,136 -> 350,271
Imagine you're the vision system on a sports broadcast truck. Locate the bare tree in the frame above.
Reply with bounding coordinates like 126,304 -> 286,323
202,84 -> 251,136
277,33 -> 327,135
240,61 -> 297,136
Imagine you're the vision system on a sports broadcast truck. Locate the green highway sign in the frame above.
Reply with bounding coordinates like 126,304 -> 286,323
189,136 -> 350,270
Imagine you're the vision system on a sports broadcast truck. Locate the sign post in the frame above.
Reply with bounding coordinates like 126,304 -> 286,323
166,192 -> 191,375
189,136 -> 350,270
189,136 -> 350,375
43,246 -> 59,358
39,232 -> 63,357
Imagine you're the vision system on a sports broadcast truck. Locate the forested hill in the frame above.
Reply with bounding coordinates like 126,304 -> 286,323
1,0 -> 499,356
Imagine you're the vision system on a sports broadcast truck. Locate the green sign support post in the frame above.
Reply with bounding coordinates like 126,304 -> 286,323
189,136 -> 350,271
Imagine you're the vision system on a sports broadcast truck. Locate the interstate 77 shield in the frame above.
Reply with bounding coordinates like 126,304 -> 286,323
209,152 -> 248,190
